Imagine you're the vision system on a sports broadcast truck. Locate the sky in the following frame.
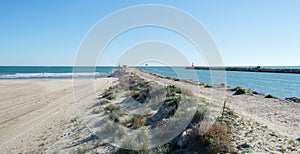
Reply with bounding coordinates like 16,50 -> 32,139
0,0 -> 300,66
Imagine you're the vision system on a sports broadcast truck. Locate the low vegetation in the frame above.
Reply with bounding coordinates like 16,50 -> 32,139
93,72 -> 235,153
190,106 -> 208,126
265,94 -> 277,99
130,91 -> 139,98
132,115 -> 146,129
166,84 -> 181,96
92,108 -> 100,114
188,122 -> 234,153
102,88 -> 116,100
233,87 -> 246,95
204,84 -> 213,88
104,104 -> 120,113
109,112 -> 120,122
76,146 -> 88,154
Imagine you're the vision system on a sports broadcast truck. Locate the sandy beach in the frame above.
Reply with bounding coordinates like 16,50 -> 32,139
0,69 -> 299,153
0,78 -> 113,153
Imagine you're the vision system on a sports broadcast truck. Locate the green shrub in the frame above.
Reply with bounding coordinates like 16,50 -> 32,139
109,112 -> 120,122
204,84 -> 213,88
102,88 -> 116,100
190,107 -> 208,126
265,94 -> 277,98
164,95 -> 180,108
166,85 -> 181,97
173,78 -> 180,81
166,76 -> 172,80
104,104 -> 120,113
233,88 -> 246,95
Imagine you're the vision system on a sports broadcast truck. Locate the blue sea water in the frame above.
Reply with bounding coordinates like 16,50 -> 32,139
0,66 -> 299,98
138,66 -> 300,99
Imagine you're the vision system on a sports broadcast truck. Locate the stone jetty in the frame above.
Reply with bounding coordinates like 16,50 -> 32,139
185,66 -> 300,74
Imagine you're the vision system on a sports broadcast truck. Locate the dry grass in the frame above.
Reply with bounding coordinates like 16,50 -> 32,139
92,108 -> 100,114
130,91 -> 139,98
188,122 -> 234,153
132,115 -> 146,129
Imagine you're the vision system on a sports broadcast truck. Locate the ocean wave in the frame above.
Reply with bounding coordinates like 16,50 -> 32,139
0,72 -> 109,79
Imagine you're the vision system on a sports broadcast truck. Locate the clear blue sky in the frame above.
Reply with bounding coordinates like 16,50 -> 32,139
0,0 -> 299,66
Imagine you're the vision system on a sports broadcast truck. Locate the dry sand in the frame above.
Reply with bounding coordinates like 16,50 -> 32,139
0,78 -> 113,153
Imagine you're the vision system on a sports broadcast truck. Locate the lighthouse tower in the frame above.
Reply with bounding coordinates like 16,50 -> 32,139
192,62 -> 194,68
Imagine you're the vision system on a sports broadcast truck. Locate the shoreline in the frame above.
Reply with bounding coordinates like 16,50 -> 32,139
1,69 -> 299,101
136,68 -> 300,102
1,66 -> 299,98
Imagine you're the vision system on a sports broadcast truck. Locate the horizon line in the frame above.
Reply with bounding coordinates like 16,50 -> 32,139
0,64 -> 299,67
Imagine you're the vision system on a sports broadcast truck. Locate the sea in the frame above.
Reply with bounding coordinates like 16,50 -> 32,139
0,66 -> 299,99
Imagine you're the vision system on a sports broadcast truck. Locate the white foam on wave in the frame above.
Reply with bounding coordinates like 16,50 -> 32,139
0,72 -> 108,79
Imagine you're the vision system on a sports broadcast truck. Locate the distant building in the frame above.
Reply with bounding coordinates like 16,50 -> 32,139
192,62 -> 194,68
